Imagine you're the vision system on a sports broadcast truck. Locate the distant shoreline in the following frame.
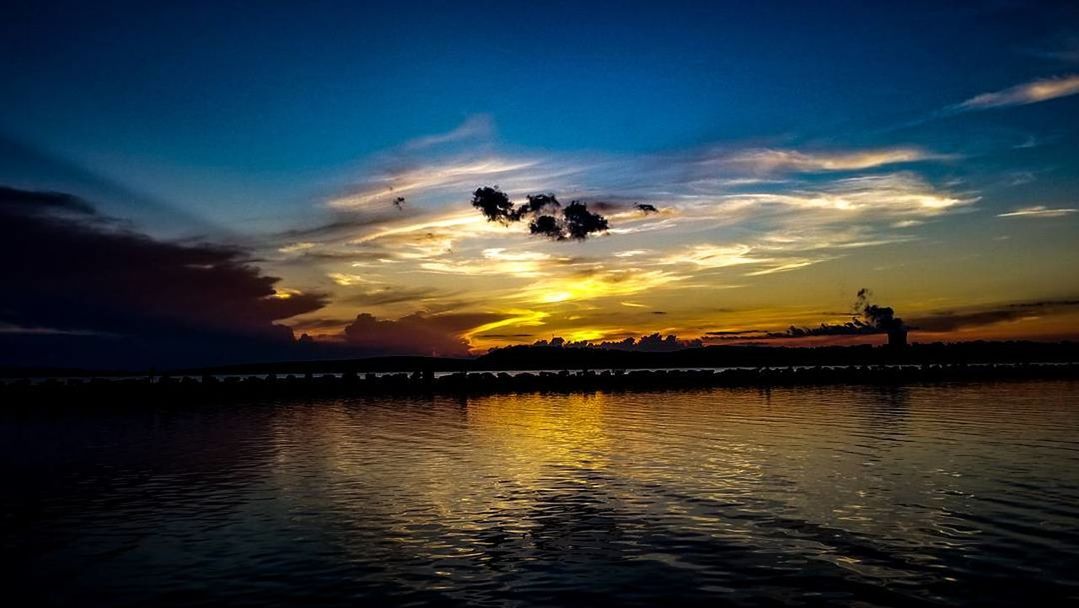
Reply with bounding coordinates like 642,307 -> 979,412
4,363 -> 1076,405
5,340 -> 1078,380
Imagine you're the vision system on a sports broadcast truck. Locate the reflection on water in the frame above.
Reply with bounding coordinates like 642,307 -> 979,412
3,382 -> 1079,606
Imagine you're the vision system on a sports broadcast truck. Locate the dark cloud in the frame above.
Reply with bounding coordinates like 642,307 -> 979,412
0,185 -> 96,215
274,211 -> 419,243
855,288 -> 905,331
0,185 -> 327,369
562,201 -> 609,240
773,322 -> 881,339
704,290 -> 907,341
635,203 -> 659,214
287,317 -> 354,331
471,186 -> 516,223
595,333 -> 702,352
471,186 -> 610,241
277,250 -> 390,265
909,299 -> 1079,332
341,311 -> 508,357
475,333 -> 535,339
528,214 -> 564,239
514,193 -> 561,219
766,289 -> 906,338
584,200 -> 627,213
706,294 -> 1079,342
0,132 -> 221,236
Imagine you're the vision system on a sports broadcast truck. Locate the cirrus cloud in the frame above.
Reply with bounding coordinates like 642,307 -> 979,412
955,74 -> 1079,111
997,205 -> 1077,218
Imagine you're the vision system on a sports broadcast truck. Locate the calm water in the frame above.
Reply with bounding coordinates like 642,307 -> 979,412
3,382 -> 1078,606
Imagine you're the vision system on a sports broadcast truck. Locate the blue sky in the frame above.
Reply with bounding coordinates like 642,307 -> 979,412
4,1 -> 1077,219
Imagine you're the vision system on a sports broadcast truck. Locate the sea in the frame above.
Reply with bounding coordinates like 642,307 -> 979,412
3,381 -> 1078,606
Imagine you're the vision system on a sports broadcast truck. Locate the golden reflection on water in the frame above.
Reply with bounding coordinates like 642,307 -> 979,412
263,383 -> 1078,562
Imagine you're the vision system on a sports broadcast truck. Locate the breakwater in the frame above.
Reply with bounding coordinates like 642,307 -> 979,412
4,363 -> 1077,405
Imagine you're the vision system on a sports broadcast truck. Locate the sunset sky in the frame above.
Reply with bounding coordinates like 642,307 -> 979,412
3,1 -> 1078,368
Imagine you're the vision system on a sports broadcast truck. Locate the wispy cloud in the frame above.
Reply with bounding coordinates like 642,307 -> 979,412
659,244 -> 763,269
328,158 -> 542,211
402,115 -> 494,151
954,74 -> 1079,111
717,147 -> 947,173
327,272 -> 379,286
516,268 -> 687,305
909,299 -> 1079,332
997,205 -> 1078,218
719,173 -> 974,216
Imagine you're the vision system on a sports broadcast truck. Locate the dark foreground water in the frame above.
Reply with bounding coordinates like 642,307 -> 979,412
3,382 -> 1078,607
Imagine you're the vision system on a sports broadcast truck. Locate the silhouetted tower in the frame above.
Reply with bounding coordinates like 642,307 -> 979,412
887,326 -> 908,349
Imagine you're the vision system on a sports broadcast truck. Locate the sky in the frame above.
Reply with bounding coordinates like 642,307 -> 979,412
2,0 -> 1079,368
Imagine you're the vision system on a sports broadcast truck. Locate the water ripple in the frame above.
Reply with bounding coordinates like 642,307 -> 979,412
3,381 -> 1078,606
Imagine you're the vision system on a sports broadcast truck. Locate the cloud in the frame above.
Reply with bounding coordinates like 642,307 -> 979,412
257,121 -> 982,351
908,299 -> 1079,332
327,272 -> 381,286
340,311 -> 513,356
470,187 -> 610,241
346,209 -> 508,251
0,185 -> 328,368
285,124 -> 963,291
530,333 -> 702,352
313,136 -> 960,257
0,133 -> 220,237
516,268 -> 686,305
275,212 -> 419,244
340,285 -> 450,307
593,333 -> 703,351
705,289 -> 905,341
329,158 -> 542,211
707,297 -> 1079,341
402,115 -> 494,151
660,244 -> 763,270
417,248 -> 581,279
997,205 -> 1078,218
718,147 -> 945,173
954,74 -> 1079,111
722,173 -> 973,216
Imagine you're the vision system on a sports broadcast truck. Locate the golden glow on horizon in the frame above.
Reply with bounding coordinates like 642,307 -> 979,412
564,328 -> 610,342
518,269 -> 686,306
463,309 -> 550,339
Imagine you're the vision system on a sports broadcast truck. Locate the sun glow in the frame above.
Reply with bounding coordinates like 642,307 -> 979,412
520,270 -> 685,305
565,328 -> 609,342
463,309 -> 549,339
